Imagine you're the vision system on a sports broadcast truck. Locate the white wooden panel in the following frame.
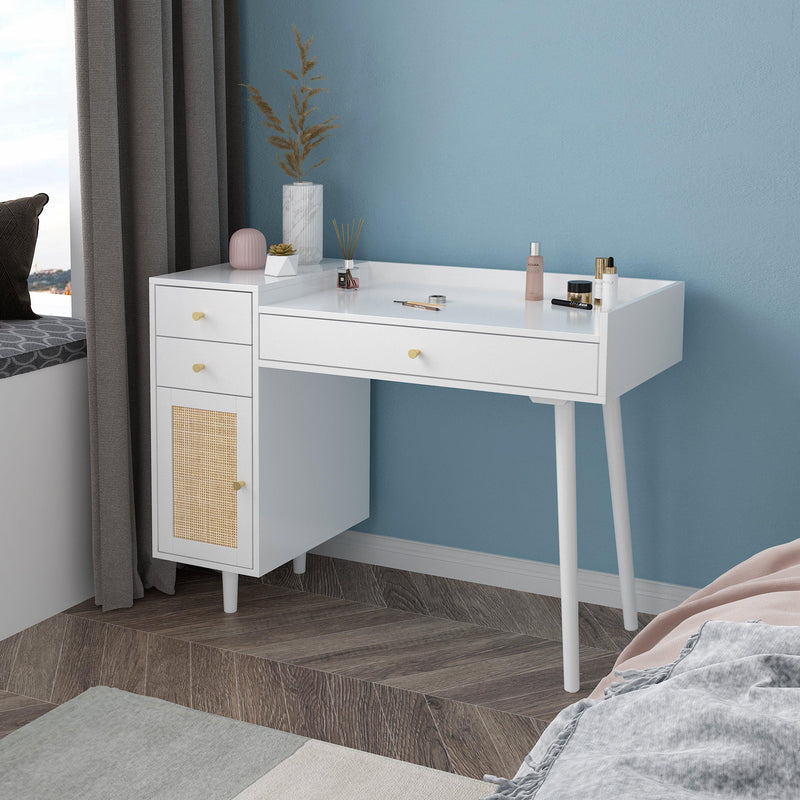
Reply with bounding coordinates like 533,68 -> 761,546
156,337 -> 252,396
260,315 -> 599,396
155,388 -> 253,569
255,369 -> 370,575
155,285 -> 252,343
603,282 -> 685,398
0,361 -> 92,640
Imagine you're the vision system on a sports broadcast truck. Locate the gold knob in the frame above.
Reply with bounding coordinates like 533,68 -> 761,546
192,311 -> 205,321
192,363 -> 206,373
408,348 -> 421,359
233,480 -> 246,491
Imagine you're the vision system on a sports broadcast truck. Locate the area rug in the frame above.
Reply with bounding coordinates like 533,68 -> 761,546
0,686 -> 489,799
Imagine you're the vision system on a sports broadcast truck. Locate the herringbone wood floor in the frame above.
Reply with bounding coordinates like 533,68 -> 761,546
0,556 -> 652,779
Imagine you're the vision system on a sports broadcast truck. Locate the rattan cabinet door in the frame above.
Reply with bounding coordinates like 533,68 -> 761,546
155,387 -> 253,569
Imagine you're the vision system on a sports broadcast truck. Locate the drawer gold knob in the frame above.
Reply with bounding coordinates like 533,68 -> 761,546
192,363 -> 206,373
233,480 -> 246,491
192,311 -> 205,321
407,348 -> 421,359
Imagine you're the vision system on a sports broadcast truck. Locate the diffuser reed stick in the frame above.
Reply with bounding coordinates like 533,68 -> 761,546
332,218 -> 365,260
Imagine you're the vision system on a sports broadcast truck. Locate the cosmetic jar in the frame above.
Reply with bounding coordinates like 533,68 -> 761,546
567,280 -> 592,305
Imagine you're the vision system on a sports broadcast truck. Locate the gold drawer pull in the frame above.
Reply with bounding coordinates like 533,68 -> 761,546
408,348 -> 421,359
233,480 -> 246,491
192,311 -> 205,321
192,363 -> 206,373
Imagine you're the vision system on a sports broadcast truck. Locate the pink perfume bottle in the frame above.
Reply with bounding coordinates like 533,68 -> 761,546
525,242 -> 543,301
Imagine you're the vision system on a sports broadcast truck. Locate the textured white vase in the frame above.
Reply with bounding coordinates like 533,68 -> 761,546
283,182 -> 322,265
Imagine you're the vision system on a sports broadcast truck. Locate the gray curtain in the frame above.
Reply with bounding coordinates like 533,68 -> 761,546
74,0 -> 245,611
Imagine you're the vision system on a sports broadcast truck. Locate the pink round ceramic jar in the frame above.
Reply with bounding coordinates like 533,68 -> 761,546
229,228 -> 267,270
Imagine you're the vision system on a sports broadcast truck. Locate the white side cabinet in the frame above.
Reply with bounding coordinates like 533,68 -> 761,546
150,267 -> 371,612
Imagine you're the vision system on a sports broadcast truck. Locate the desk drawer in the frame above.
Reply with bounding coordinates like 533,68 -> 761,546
155,285 -> 252,344
260,315 -> 598,395
156,337 -> 252,396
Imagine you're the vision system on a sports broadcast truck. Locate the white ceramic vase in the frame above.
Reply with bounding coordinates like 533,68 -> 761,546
282,182 -> 322,265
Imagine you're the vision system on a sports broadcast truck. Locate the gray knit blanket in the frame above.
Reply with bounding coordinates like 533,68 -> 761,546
485,620 -> 800,799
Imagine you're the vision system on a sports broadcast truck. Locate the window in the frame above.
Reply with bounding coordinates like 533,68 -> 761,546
1,1 -> 73,317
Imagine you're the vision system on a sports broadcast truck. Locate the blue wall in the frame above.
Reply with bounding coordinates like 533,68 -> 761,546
240,0 -> 800,589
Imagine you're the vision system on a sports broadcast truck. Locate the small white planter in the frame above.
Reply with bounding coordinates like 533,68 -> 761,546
265,253 -> 299,277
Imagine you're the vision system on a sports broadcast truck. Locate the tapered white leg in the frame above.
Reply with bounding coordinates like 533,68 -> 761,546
222,571 -> 238,613
293,553 -> 307,575
603,397 -> 638,631
554,401 -> 580,693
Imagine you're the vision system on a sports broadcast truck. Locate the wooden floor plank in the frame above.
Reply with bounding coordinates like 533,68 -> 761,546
336,629 -> 544,685
413,573 -> 519,632
331,558 -> 385,607
51,616 -> 107,704
301,554 -> 344,599
431,649 -> 615,711
145,634 -> 191,707
278,662 -> 330,741
460,653 -> 619,720
372,566 -> 430,615
190,643 -> 238,719
100,625 -> 148,695
266,615 -> 472,670
325,673 -> 395,757
236,653 -> 288,731
383,638 -> 566,694
476,706 -> 545,779
0,633 -> 21,692
0,694 -> 55,739
7,615 -> 67,702
425,695 -> 504,780
237,607 -> 417,660
373,682 -> 452,772
138,593 -> 369,640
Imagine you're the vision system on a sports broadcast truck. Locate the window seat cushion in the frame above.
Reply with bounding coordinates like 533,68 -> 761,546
0,316 -> 87,379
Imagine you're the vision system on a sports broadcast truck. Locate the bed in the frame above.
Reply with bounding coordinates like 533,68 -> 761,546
486,540 -> 800,799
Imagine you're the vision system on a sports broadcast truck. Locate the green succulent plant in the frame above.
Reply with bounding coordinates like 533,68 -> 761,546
268,243 -> 297,256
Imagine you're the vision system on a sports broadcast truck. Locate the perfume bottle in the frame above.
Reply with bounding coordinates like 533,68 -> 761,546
525,242 -> 543,301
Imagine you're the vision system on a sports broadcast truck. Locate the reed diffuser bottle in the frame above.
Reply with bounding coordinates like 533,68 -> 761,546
332,217 -> 365,291
525,242 -> 543,301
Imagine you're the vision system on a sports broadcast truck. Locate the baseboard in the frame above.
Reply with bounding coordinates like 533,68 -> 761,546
312,530 -> 698,615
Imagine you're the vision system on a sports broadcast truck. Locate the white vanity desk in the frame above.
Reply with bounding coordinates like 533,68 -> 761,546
150,259 -> 684,692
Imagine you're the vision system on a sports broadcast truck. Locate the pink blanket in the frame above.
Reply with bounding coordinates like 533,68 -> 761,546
591,538 -> 800,698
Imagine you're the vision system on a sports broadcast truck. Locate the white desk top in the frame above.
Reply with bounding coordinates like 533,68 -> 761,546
153,259 -> 680,344
260,260 -> 678,343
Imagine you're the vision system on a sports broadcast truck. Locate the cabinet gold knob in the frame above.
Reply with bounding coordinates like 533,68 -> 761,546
233,480 -> 246,491
407,348 -> 421,359
192,311 -> 205,321
192,363 -> 206,373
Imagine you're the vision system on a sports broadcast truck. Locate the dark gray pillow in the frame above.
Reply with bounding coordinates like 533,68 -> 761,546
0,193 -> 49,320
